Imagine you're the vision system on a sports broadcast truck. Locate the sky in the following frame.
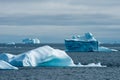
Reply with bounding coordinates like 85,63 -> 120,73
0,0 -> 120,43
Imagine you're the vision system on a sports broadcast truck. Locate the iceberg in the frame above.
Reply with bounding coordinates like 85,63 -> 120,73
0,46 -> 105,69
10,46 -> 75,67
65,32 -> 99,52
65,32 -> 117,52
22,38 -> 40,44
7,42 -> 16,45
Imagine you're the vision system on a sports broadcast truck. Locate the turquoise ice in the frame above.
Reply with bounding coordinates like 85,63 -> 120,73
0,46 -> 106,69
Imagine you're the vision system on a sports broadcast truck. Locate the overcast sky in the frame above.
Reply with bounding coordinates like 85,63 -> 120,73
0,0 -> 120,43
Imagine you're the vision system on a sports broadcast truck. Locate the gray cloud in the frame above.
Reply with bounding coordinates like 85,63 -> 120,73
0,0 -> 120,16
0,14 -> 120,25
0,0 -> 120,43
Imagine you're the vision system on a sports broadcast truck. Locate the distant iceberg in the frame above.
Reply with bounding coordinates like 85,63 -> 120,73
0,46 -> 105,69
22,38 -> 40,44
7,42 -> 16,45
65,32 -> 117,52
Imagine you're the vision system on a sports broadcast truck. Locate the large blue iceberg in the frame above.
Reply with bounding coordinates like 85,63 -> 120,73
65,32 -> 117,52
0,46 -> 105,69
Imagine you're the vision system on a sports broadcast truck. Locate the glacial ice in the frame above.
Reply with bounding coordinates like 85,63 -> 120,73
0,46 -> 105,69
22,38 -> 40,44
0,53 -> 16,62
0,60 -> 18,70
65,32 -> 117,52
10,46 -> 74,67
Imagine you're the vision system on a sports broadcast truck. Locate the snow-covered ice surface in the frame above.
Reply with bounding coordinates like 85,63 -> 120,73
71,32 -> 97,41
0,46 -> 106,69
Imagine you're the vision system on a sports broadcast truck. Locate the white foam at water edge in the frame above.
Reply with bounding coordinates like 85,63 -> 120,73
98,46 -> 118,52
76,62 -> 106,67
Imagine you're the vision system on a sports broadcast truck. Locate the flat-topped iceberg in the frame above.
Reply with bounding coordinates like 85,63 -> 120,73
0,46 -> 105,69
65,32 -> 117,52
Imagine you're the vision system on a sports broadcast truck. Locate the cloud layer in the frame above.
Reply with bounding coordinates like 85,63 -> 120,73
0,0 -> 120,43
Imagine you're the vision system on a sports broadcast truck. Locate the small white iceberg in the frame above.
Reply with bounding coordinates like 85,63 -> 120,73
7,42 -> 16,45
22,38 -> 40,44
